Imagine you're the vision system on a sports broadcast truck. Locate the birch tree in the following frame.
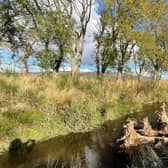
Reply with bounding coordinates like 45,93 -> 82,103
71,0 -> 93,76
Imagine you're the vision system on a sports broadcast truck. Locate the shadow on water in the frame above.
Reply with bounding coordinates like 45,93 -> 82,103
0,102 -> 168,168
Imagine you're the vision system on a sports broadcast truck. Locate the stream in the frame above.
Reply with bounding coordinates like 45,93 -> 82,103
0,102 -> 168,168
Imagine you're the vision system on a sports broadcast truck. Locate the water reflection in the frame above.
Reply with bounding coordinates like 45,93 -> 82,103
0,102 -> 167,168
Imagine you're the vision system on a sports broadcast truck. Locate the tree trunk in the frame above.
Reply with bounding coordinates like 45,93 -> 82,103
71,54 -> 76,77
24,62 -> 29,74
96,54 -> 100,78
137,74 -> 142,82
117,66 -> 123,81
101,55 -> 108,76
153,70 -> 161,82
137,68 -> 143,82
23,57 -> 29,74
54,44 -> 64,73
76,34 -> 85,74
101,64 -> 107,74
76,52 -> 82,74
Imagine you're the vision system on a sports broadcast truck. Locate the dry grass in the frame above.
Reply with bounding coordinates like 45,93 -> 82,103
0,72 -> 168,150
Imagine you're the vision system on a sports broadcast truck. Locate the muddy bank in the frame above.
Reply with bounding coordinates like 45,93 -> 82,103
0,102 -> 168,168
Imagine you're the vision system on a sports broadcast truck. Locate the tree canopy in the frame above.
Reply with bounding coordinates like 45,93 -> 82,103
0,0 -> 168,81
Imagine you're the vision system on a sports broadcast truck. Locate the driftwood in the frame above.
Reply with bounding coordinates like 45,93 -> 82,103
118,103 -> 168,156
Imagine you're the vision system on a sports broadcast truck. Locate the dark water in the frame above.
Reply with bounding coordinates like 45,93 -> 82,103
0,102 -> 168,168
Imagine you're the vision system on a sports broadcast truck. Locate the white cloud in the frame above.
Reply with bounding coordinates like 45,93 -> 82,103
82,36 -> 96,64
82,0 -> 100,65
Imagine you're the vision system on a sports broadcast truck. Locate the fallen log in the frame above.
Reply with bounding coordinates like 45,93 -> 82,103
136,117 -> 157,136
118,103 -> 168,156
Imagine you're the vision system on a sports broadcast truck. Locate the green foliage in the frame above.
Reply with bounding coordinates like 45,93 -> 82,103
33,4 -> 73,72
94,0 -> 168,80
37,50 -> 58,70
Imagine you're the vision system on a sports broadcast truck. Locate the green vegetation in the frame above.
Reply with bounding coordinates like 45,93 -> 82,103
0,73 -> 168,150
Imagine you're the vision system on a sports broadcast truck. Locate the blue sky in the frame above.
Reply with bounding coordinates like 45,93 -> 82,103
0,51 -> 12,63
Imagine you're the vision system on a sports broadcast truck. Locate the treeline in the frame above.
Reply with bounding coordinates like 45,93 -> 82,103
0,0 -> 168,81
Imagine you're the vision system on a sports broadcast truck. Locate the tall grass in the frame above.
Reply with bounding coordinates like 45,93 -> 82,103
0,73 -> 168,150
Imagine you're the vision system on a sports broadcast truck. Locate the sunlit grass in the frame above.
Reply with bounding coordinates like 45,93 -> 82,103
0,72 -> 168,150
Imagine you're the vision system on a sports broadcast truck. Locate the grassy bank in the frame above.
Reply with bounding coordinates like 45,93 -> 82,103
0,73 -> 168,150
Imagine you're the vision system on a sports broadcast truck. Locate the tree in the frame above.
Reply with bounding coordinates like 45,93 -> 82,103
133,33 -> 151,81
96,0 -> 168,81
94,12 -> 114,77
70,0 -> 93,76
0,0 -> 18,49
34,9 -> 73,72
95,0 -> 140,80
0,0 -> 32,73
11,0 -> 74,73
136,0 -> 168,81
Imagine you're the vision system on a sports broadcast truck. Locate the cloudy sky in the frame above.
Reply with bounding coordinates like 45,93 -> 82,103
0,0 -> 103,68
79,0 -> 102,65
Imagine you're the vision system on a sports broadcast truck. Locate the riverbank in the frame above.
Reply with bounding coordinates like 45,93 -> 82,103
0,72 -> 168,150
0,105 -> 168,168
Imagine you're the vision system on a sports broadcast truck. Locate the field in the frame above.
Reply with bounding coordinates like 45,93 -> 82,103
0,72 -> 167,151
